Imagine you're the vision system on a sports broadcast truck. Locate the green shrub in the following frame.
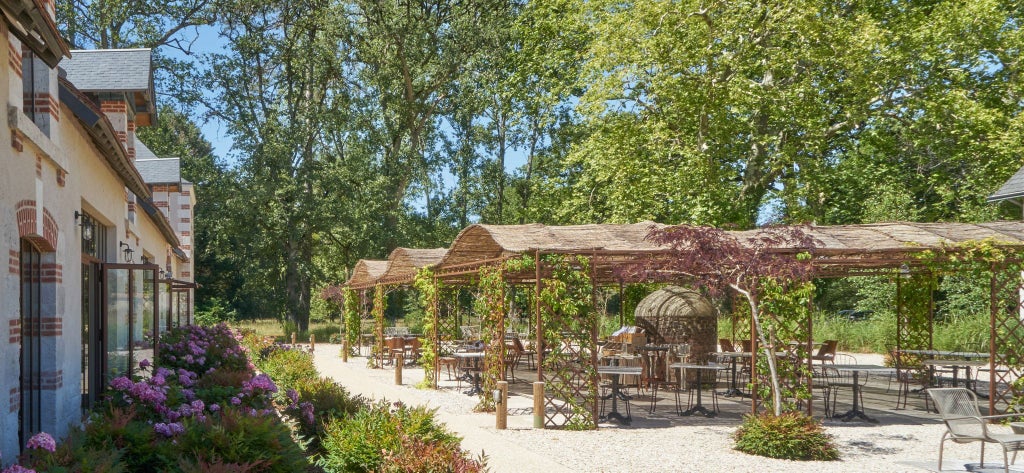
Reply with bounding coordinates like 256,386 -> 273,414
194,297 -> 238,326
257,346 -> 319,393
193,369 -> 253,407
733,412 -> 839,461
24,407 -> 308,472
312,324 -> 341,345
318,402 -> 479,473
282,377 -> 367,453
175,408 -> 309,473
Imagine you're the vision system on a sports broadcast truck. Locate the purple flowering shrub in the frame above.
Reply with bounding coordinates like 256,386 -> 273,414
157,323 -> 252,377
279,378 -> 365,453
19,406 -> 307,472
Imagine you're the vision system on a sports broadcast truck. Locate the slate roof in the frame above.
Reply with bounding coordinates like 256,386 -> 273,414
135,158 -> 181,184
135,139 -> 160,160
62,49 -> 152,92
988,165 -> 1024,202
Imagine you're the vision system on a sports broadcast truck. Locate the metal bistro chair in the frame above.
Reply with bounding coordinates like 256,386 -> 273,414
810,340 -> 838,365
824,354 -> 866,418
512,337 -> 536,370
890,348 -> 933,412
928,387 -> 1024,473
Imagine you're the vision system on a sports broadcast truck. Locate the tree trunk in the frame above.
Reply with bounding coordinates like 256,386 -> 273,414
283,238 -> 312,332
742,289 -> 782,416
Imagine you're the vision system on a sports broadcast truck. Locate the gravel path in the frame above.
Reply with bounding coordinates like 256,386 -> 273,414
313,345 -> 1021,473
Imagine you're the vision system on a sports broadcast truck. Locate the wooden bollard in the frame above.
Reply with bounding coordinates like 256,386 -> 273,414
342,340 -> 348,362
395,353 -> 403,385
533,381 -> 545,429
291,332 -> 297,345
310,333 -> 316,352
496,381 -> 508,430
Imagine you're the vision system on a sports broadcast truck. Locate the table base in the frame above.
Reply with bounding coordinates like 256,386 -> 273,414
599,410 -> 632,425
678,404 -> 716,418
834,408 -> 878,423
721,388 -> 747,398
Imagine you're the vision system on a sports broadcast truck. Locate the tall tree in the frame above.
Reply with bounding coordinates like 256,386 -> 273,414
200,0 -> 355,330
136,107 -> 240,311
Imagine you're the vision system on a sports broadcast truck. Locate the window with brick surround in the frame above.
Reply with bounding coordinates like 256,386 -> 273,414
19,239 -> 42,447
22,50 -> 36,122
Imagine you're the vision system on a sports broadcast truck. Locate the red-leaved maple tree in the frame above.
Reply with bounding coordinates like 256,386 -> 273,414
622,224 -> 819,415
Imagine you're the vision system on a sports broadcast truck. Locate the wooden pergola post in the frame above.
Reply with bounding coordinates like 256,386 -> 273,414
535,249 -> 543,381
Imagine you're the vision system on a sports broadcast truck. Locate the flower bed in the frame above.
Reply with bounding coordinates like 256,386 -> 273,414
4,324 -> 483,473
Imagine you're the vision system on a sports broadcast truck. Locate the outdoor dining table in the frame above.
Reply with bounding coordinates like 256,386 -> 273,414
597,365 -> 643,425
453,352 -> 485,396
717,352 -> 750,397
670,362 -> 728,417
830,364 -> 896,423
921,359 -> 990,394
899,349 -> 990,359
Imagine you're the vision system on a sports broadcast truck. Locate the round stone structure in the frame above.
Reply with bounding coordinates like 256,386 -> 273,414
634,286 -> 717,361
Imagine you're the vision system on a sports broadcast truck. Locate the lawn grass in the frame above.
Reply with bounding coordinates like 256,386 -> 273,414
233,318 -> 341,343
718,311 -> 990,354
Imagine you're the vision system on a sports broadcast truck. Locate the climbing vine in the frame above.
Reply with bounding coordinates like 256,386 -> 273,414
371,285 -> 387,369
413,268 -> 440,388
538,254 -> 598,430
620,283 -> 658,326
755,279 -> 814,413
342,286 -> 360,352
474,264 -> 506,411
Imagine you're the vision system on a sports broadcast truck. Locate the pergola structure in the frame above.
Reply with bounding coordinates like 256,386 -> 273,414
339,221 -> 1024,427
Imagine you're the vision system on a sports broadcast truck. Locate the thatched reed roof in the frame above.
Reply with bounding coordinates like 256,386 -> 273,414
343,220 -> 1024,288
378,248 -> 448,284
437,222 -> 667,268
345,260 -> 389,288
751,221 -> 1024,255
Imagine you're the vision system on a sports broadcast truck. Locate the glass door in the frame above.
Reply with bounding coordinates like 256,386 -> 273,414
81,260 -> 103,408
102,264 -> 158,380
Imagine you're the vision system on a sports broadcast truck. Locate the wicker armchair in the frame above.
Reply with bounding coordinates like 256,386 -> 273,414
927,387 -> 1024,473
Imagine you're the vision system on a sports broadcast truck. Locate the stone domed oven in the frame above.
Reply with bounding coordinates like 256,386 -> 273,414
634,286 -> 717,361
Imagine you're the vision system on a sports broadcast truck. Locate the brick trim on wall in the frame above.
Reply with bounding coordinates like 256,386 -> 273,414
8,249 -> 18,274
40,263 -> 61,284
40,370 -> 62,390
9,319 -> 20,344
9,387 -> 18,413
12,129 -> 23,151
16,200 -> 58,251
8,41 -> 21,77
100,100 -> 127,113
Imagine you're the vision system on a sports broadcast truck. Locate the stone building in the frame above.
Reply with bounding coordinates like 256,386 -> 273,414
0,1 -> 194,462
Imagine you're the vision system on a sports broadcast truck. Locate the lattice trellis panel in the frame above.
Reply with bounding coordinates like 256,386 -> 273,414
373,286 -> 387,369
432,287 -> 461,387
539,255 -> 599,430
476,266 -> 506,411
989,261 -> 1024,413
756,280 -> 813,414
896,274 -> 935,355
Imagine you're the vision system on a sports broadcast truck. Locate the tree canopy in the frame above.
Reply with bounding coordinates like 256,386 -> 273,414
57,0 -> 1024,327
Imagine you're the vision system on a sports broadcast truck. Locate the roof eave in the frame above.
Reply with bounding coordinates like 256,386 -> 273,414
59,77 -> 151,199
986,192 -> 1024,203
138,197 -> 180,247
0,0 -> 70,68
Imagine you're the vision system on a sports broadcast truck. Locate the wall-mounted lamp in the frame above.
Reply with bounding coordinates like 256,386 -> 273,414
74,210 -> 94,242
119,241 -> 134,263
899,263 -> 911,278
